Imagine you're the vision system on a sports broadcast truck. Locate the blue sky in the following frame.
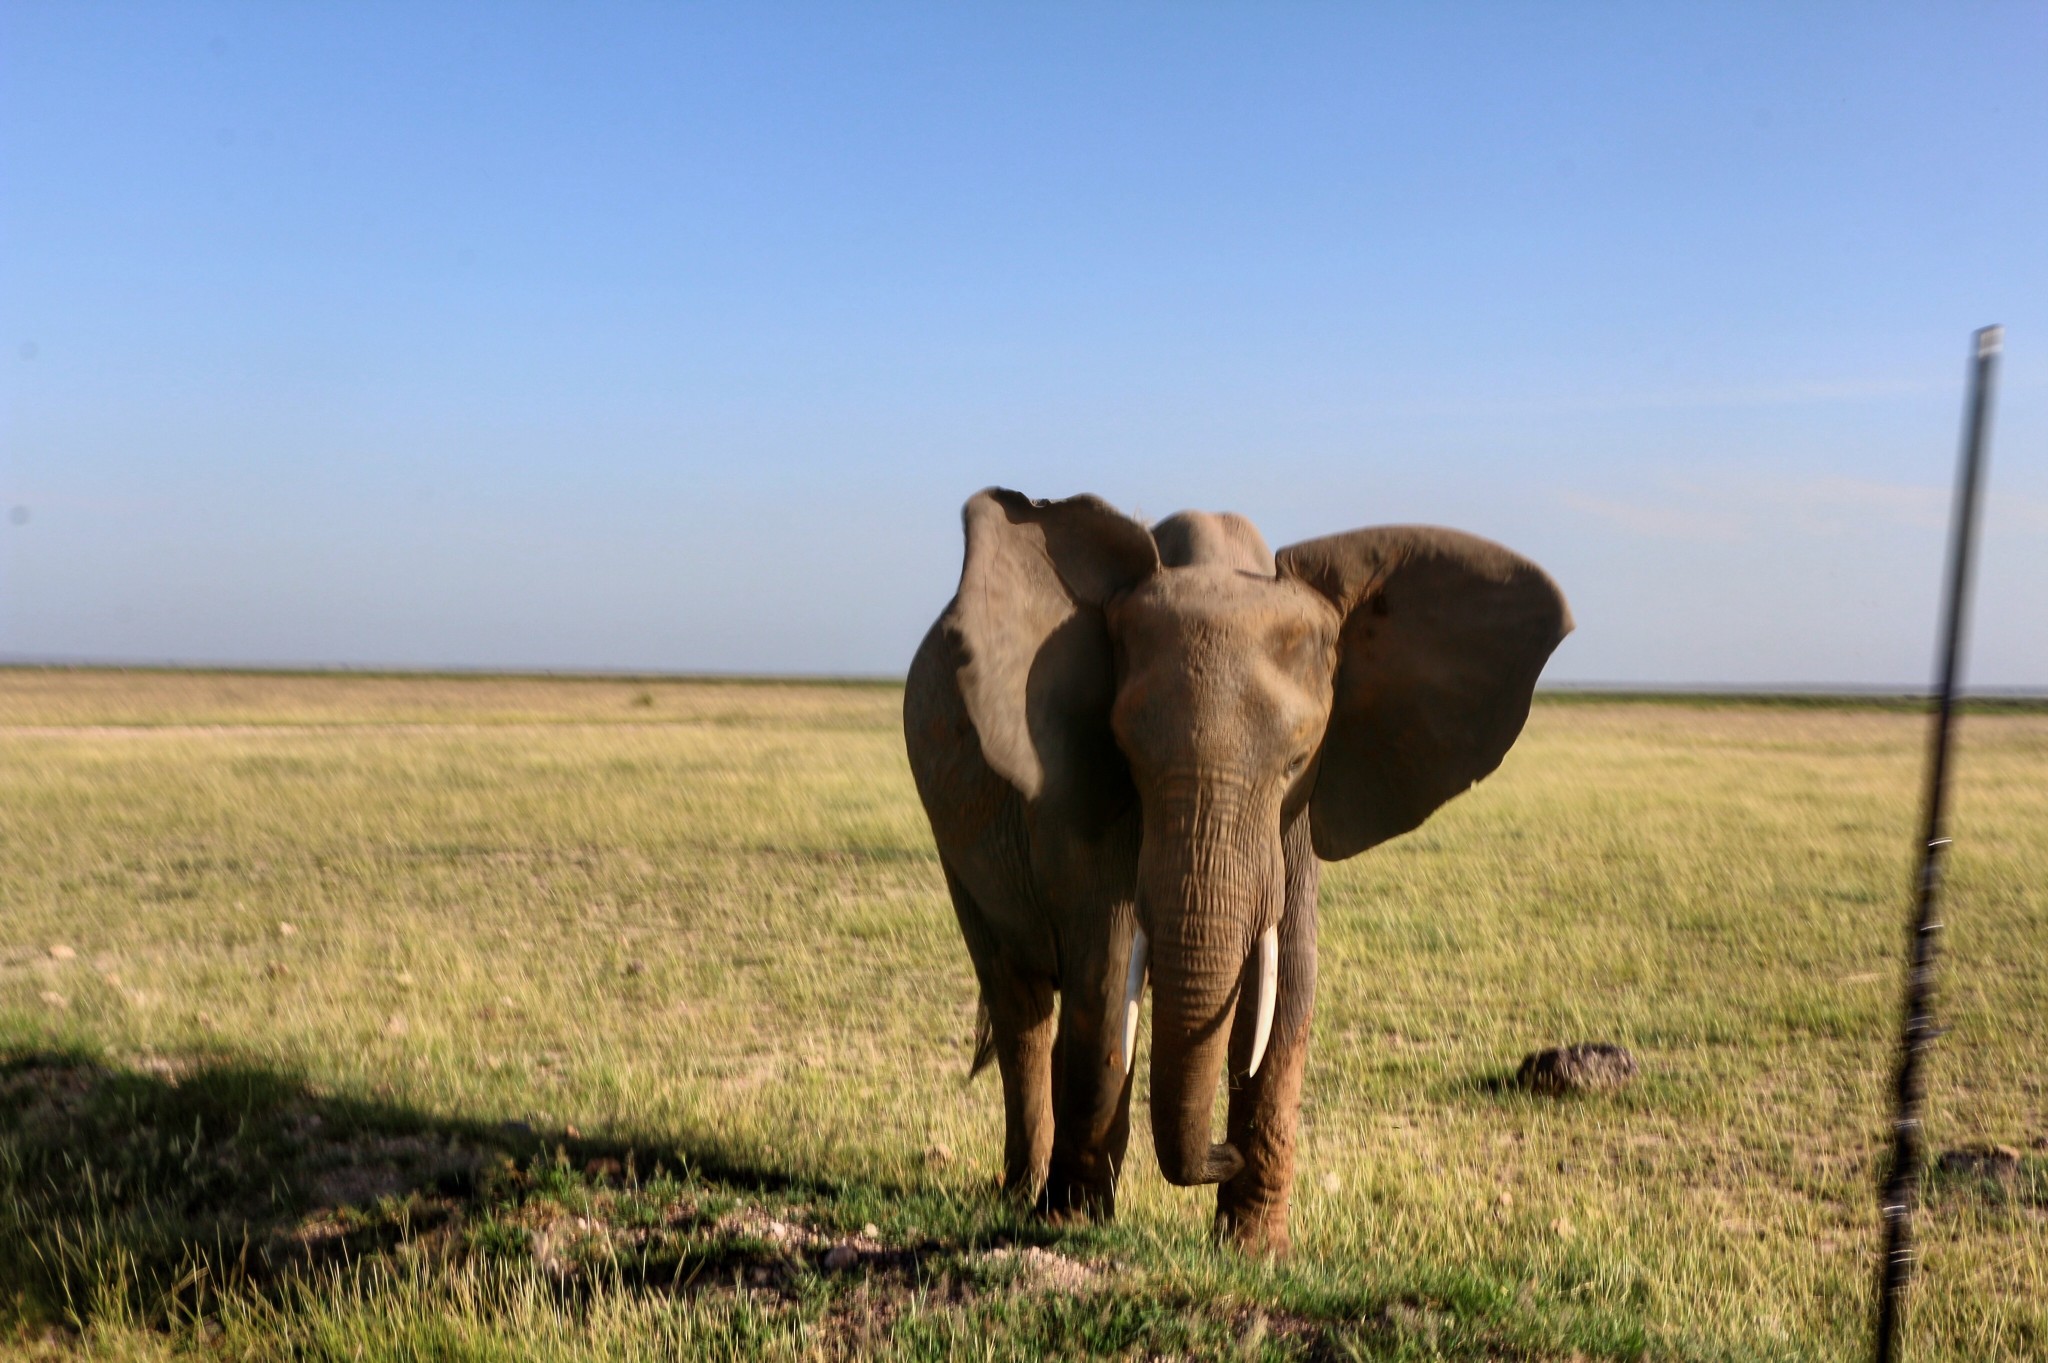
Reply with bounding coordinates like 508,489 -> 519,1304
4,2 -> 2045,685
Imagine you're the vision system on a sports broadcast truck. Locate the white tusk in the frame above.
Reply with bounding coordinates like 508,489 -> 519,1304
1247,926 -> 1279,1078
1122,927 -> 1148,1076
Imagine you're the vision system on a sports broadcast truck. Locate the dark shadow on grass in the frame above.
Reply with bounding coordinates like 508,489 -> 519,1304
1453,1070 -> 1520,1099
1,1048 -> 1637,1359
0,1046 -> 1051,1337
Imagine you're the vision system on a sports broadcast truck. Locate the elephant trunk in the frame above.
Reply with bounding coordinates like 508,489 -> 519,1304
1139,782 -> 1282,1187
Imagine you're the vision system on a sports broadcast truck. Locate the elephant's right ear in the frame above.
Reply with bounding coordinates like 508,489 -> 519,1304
949,488 -> 1159,803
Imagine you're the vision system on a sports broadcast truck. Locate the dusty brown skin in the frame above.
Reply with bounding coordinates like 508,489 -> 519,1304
904,489 -> 1571,1252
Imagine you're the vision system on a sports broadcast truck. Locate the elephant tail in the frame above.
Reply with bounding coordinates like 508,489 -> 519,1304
969,997 -> 996,1080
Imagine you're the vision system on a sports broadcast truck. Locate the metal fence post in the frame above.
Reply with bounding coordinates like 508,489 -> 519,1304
1874,324 -> 2002,1363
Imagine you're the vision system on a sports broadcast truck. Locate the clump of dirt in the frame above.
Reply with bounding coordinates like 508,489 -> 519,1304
286,1211 -> 351,1249
1930,1144 -> 2046,1212
1515,1043 -> 1637,1095
1,1058 -> 96,1125
714,1205 -> 819,1251
1938,1144 -> 2023,1182
977,1245 -> 1100,1293
530,1214 -> 614,1278
301,1129 -> 483,1208
815,1227 -> 890,1273
710,1205 -> 902,1277
312,1163 -> 411,1206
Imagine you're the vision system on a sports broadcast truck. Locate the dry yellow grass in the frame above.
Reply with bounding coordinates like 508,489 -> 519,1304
1,669 -> 2042,1360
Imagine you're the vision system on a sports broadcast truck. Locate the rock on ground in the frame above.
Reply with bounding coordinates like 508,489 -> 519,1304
1516,1043 -> 1637,1095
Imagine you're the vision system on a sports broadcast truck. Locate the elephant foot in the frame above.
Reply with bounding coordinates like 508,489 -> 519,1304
999,1158 -> 1050,1210
1214,1179 -> 1292,1256
1038,1199 -> 1107,1228
1036,1154 -> 1117,1224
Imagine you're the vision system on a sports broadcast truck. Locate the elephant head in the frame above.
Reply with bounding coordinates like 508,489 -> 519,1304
946,488 -> 1570,1188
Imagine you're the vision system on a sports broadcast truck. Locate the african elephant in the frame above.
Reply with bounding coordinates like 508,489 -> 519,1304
903,488 -> 1570,1252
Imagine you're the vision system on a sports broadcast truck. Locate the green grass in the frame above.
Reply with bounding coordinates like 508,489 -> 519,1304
2,670 -> 2043,1360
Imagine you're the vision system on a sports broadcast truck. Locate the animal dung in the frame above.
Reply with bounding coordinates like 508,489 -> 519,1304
1937,1144 -> 2023,1183
1515,1043 -> 1637,1096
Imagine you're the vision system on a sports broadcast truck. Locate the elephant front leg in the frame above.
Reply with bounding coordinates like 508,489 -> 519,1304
1216,848 -> 1318,1254
1040,917 -> 1140,1222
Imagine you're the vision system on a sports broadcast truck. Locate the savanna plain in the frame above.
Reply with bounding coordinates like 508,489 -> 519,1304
1,670 -> 2043,1362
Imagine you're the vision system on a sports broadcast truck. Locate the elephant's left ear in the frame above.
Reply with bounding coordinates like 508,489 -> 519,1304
1277,526 -> 1572,861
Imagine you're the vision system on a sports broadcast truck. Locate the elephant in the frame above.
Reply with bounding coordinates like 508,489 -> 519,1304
902,488 -> 1571,1253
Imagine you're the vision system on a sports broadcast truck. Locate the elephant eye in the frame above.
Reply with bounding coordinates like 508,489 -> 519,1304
1285,751 -> 1310,776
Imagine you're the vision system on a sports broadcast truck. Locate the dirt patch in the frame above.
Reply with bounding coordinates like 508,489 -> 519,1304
1,1058 -> 99,1142
714,1204 -> 819,1251
976,1245 -> 1101,1294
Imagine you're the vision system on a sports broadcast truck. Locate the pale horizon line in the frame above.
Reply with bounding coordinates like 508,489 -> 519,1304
5,655 -> 2044,700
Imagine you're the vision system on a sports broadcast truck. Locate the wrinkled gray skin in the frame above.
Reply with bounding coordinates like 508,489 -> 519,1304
904,489 -> 1571,1252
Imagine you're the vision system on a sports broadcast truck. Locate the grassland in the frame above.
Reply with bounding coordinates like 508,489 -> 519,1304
1,668 -> 2043,1361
